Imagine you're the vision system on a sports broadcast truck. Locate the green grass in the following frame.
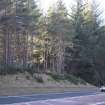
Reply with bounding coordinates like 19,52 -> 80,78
46,73 -> 64,81
46,72 -> 86,85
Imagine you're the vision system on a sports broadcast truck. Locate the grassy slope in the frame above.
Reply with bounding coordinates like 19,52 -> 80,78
0,73 -> 96,96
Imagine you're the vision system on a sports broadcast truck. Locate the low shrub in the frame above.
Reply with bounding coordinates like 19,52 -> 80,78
47,73 -> 64,81
78,78 -> 86,85
25,75 -> 30,80
0,64 -> 21,75
36,77 -> 44,83
64,75 -> 79,85
33,74 -> 44,83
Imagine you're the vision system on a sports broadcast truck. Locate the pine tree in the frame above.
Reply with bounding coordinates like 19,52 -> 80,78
0,0 -> 41,73
46,0 -> 71,73
70,0 -> 105,85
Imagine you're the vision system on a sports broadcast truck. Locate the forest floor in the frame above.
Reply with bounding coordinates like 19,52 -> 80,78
0,73 -> 96,96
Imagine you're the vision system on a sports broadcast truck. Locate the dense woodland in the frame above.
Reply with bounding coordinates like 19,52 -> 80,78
0,0 -> 105,86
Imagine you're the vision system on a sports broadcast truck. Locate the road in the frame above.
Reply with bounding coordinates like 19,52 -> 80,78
0,90 -> 105,105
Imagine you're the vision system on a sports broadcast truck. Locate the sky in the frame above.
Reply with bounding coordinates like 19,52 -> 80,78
39,0 -> 105,17
39,0 -> 75,12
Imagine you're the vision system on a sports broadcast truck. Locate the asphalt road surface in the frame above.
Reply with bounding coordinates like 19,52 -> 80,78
0,90 -> 105,105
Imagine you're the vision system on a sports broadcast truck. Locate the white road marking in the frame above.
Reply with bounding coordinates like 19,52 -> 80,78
41,102 -> 55,105
91,101 -> 105,105
69,93 -> 105,100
